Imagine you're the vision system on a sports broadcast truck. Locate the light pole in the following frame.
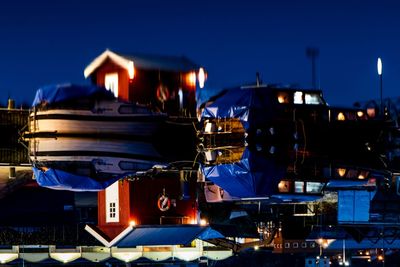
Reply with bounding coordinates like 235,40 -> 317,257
377,57 -> 383,116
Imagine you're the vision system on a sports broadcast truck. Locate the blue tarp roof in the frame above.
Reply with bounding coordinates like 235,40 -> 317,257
115,225 -> 224,247
201,149 -> 284,198
32,83 -> 115,107
32,167 -> 121,192
200,86 -> 275,130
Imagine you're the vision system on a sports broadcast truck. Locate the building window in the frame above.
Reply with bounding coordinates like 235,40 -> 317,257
293,91 -> 303,104
105,73 -> 118,98
109,202 -> 116,218
105,181 -> 119,223
294,181 -> 304,193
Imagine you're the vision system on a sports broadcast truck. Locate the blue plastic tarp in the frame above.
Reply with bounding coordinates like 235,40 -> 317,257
201,149 -> 284,198
200,86 -> 275,130
32,167 -> 121,192
32,83 -> 115,107
115,225 -> 224,247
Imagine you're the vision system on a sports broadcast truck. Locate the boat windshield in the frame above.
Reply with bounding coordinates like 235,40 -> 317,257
276,91 -> 325,105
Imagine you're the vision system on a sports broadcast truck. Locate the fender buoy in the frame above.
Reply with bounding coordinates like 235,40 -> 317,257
157,194 -> 171,212
156,84 -> 170,102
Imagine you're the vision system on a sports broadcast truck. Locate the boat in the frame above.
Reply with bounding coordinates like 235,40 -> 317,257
29,136 -> 164,177
28,84 -> 167,138
198,147 -> 326,203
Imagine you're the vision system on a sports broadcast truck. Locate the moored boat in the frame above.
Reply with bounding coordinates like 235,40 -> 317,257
28,84 -> 167,138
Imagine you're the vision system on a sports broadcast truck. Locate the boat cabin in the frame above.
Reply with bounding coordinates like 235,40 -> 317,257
84,49 -> 206,116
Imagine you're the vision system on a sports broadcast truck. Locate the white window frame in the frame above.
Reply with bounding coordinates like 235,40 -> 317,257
105,181 -> 119,223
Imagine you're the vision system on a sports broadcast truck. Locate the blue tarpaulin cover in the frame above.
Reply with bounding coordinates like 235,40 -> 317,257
200,86 -> 275,130
115,225 -> 224,247
201,149 -> 284,198
32,83 -> 115,107
32,167 -> 121,192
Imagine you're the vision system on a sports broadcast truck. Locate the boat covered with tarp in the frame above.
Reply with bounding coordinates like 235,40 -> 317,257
32,166 -> 121,191
200,147 -> 326,202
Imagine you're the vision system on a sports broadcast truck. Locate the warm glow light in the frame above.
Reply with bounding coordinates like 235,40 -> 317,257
0,254 -> 18,264
200,219 -> 207,226
129,220 -> 136,226
128,61 -> 135,79
51,253 -> 81,263
377,57 -> 382,75
357,111 -> 364,117
337,112 -> 345,121
378,255 -> 384,261
254,245 -> 259,250
190,219 -> 197,224
198,67 -> 206,88
186,72 -> 196,87
367,108 -> 375,118
337,168 -> 346,177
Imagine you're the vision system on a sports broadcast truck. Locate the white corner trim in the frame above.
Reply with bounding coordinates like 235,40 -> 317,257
83,49 -> 133,78
109,225 -> 134,247
84,224 -> 134,248
84,225 -> 111,247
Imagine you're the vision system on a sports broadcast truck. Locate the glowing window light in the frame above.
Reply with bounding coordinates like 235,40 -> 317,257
337,168 -> 346,177
294,91 -> 303,104
198,67 -> 206,88
337,112 -> 346,121
127,61 -> 135,80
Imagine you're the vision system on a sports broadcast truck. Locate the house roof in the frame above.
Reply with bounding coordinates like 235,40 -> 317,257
84,49 -> 200,78
85,224 -> 224,247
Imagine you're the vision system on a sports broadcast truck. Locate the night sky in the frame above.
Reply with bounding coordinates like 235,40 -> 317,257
1,0 -> 400,107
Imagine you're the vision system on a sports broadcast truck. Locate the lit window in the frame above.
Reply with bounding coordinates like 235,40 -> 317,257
277,92 -> 290,104
278,180 -> 291,193
306,182 -> 324,193
305,93 -> 323,105
294,91 -> 303,104
294,181 -> 304,193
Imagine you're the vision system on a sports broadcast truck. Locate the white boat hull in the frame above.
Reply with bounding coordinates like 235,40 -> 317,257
29,101 -> 167,137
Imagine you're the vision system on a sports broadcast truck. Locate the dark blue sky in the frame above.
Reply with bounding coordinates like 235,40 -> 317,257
1,0 -> 400,106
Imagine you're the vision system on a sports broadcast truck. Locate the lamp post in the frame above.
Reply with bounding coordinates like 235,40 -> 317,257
377,57 -> 383,116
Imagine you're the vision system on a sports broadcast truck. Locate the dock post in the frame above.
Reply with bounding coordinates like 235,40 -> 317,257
9,167 -> 16,179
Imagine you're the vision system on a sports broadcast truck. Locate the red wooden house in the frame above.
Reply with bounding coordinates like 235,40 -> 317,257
84,49 -> 206,116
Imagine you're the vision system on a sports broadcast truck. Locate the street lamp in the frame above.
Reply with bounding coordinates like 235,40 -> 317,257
377,57 -> 383,116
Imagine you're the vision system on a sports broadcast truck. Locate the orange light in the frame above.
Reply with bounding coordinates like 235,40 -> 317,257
186,72 -> 196,87
337,168 -> 346,177
190,218 -> 197,225
129,220 -> 136,226
367,108 -> 375,118
200,219 -> 207,226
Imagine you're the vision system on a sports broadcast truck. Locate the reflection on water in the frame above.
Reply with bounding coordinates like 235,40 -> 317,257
4,83 -> 400,265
